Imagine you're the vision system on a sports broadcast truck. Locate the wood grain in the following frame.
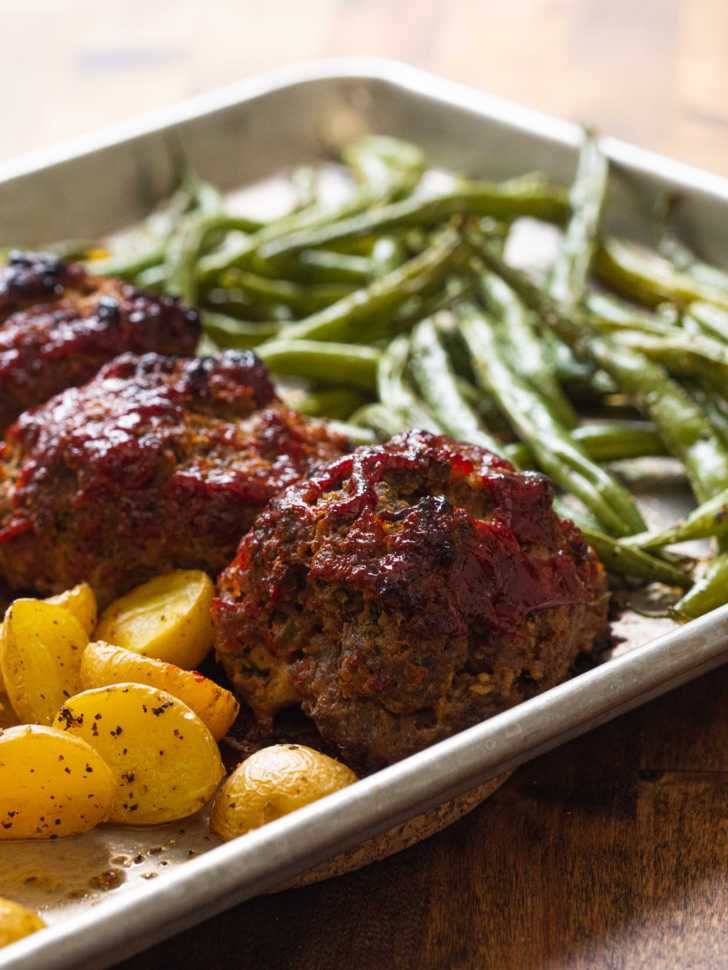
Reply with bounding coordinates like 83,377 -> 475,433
3,0 -> 728,176
3,3 -> 728,967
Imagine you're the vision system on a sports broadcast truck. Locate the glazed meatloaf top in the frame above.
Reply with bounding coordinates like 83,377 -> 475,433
0,351 -> 348,604
0,250 -> 200,432
214,430 -> 610,771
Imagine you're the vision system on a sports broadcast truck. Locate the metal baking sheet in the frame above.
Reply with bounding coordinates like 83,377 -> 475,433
1,58 -> 728,970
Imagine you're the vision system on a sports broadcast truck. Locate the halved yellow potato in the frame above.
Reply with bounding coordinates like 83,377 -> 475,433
0,898 -> 46,949
211,744 -> 357,841
0,697 -> 19,729
95,570 -> 214,670
53,684 -> 224,825
80,641 -> 239,741
0,725 -> 116,839
1,600 -> 88,724
46,583 -> 98,637
0,609 -> 6,695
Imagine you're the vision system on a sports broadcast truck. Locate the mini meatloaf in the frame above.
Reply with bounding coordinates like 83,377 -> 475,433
0,351 -> 347,604
214,430 -> 610,771
0,250 -> 200,432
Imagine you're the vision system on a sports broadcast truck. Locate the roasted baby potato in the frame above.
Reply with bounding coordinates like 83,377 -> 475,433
0,725 -> 116,839
46,582 -> 98,637
80,641 -> 239,741
0,898 -> 46,949
0,697 -> 19,729
53,684 -> 225,825
95,570 -> 214,670
1,600 -> 88,724
211,744 -> 356,840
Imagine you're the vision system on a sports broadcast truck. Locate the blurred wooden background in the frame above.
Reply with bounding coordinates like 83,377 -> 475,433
4,0 -> 728,176
3,3 -> 727,969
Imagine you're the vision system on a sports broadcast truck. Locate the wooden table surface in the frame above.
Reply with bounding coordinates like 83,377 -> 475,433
4,2 -> 728,968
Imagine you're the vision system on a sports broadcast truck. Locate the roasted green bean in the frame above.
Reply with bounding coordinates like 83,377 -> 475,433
289,250 -> 375,284
203,311 -> 280,349
468,235 -> 728,503
480,272 -> 577,427
277,228 -> 466,344
166,212 -> 269,304
622,486 -> 728,550
586,291 -> 679,336
326,420 -> 377,446
197,135 -> 425,283
216,270 -> 355,315
576,523 -> 691,588
409,318 -> 503,450
594,237 -> 728,310
687,302 -> 728,344
257,339 -> 381,390
658,223 -> 728,297
371,236 -> 407,275
506,421 -> 665,467
692,386 -> 728,449
571,421 -> 665,460
459,303 -> 646,536
258,177 -> 570,263
377,336 -> 442,432
350,402 -> 412,439
94,243 -> 167,281
674,552 -> 728,617
608,329 -> 728,390
550,128 -> 608,309
288,386 -> 367,420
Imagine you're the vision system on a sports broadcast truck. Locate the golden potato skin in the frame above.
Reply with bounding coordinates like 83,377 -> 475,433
0,698 -> 19,729
1,600 -> 88,724
80,641 -> 239,741
211,744 -> 357,841
46,583 -> 98,637
53,684 -> 225,825
0,725 -> 116,839
0,897 -> 46,949
95,570 -> 214,670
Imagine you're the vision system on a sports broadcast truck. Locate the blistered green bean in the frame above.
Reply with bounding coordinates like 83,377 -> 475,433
459,303 -> 646,536
258,178 -> 570,263
594,237 -> 728,310
409,318 -> 502,450
468,234 -> 728,503
377,336 -> 442,432
351,402 -> 412,439
202,311 -> 280,348
622,486 -> 728,550
674,552 -> 728,617
278,229 -> 466,344
257,339 -> 380,390
197,135 -> 425,283
480,272 -> 577,427
289,386 -> 367,420
550,128 -> 608,309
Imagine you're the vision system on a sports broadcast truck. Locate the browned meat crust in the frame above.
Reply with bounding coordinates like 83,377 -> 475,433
0,351 -> 348,605
0,251 -> 201,432
214,431 -> 610,771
